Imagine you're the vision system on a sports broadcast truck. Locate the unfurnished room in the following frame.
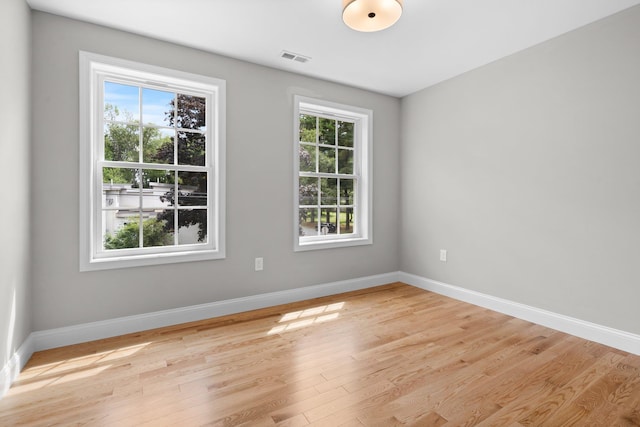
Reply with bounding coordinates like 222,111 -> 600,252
2,0 -> 640,425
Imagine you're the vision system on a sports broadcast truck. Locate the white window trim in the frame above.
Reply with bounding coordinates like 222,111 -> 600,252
293,95 -> 373,252
79,51 -> 226,271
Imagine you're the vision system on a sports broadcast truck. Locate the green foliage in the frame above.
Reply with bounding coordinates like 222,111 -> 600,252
104,105 -> 138,163
103,167 -> 133,184
150,95 -> 206,167
299,145 -> 314,171
337,120 -> 354,147
298,114 -> 354,175
103,104 -> 173,186
154,95 -> 208,242
104,217 -> 172,250
319,118 -> 335,144
299,114 -> 317,142
103,98 -> 208,243
297,114 -> 357,233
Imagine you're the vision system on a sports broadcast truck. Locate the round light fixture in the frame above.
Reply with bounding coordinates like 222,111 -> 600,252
342,0 -> 403,32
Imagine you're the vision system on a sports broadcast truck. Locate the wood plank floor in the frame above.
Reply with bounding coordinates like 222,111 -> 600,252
2,283 -> 640,426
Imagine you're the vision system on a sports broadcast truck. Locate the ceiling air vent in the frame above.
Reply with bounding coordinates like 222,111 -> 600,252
280,50 -> 311,64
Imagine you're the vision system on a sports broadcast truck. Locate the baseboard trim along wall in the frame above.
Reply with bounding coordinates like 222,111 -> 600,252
31,272 -> 399,352
0,271 -> 397,400
398,272 -> 640,356
0,334 -> 34,400
26,272 -> 640,355
3,271 -> 640,400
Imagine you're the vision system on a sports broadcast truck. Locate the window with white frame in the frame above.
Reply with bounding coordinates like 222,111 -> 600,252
79,52 -> 225,271
294,96 -> 372,251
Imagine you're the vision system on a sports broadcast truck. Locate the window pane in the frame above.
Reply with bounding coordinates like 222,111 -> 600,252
177,131 -> 205,166
103,166 -> 137,187
338,149 -> 353,174
299,177 -> 318,205
143,127 -> 174,164
299,208 -> 318,237
319,208 -> 337,234
319,118 -> 335,145
102,167 -> 141,250
178,209 -> 207,244
142,216 -> 174,248
320,178 -> 337,205
142,169 -> 175,208
84,54 -> 226,270
318,147 -> 335,173
104,123 -> 139,162
339,179 -> 355,205
104,81 -> 139,122
178,171 -> 207,207
337,121 -> 354,147
294,98 -> 370,250
340,209 -> 355,234
153,207 -> 175,238
299,144 -> 316,172
142,88 -> 174,127
299,114 -> 316,142
103,214 -> 141,250
177,95 -> 206,131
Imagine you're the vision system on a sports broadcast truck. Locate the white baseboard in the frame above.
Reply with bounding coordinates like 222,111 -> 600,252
4,270 -> 640,401
30,271 -> 401,352
399,272 -> 640,356
0,334 -> 34,400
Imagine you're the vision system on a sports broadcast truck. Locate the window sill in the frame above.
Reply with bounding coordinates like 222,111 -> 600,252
294,236 -> 372,252
80,249 -> 225,271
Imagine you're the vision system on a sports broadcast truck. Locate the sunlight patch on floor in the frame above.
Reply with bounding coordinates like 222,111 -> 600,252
7,342 -> 151,396
8,365 -> 112,396
268,302 -> 344,335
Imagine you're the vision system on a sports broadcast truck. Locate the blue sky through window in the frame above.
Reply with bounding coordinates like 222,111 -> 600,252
104,81 -> 175,127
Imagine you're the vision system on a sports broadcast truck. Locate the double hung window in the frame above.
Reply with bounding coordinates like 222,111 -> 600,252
79,52 -> 225,270
294,96 -> 372,251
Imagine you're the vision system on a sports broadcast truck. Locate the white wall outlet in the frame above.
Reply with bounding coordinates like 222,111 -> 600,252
255,257 -> 264,271
440,249 -> 447,262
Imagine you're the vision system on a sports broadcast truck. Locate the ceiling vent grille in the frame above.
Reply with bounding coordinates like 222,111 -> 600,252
280,51 -> 311,64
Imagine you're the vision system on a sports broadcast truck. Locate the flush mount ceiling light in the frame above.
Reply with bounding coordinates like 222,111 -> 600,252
342,0 -> 403,32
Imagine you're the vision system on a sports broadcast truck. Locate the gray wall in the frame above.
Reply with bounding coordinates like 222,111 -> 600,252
401,6 -> 640,334
0,0 -> 32,369
31,12 -> 401,331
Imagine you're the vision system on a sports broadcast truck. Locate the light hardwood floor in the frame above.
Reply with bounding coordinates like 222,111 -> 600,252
2,283 -> 640,426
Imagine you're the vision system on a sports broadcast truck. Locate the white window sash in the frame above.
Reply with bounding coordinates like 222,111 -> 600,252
293,95 -> 372,251
79,51 -> 226,271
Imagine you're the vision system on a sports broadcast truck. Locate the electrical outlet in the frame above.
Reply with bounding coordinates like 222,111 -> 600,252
255,257 -> 264,271
440,249 -> 447,262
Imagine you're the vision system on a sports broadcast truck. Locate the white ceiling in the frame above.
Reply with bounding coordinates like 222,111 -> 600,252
26,0 -> 640,97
